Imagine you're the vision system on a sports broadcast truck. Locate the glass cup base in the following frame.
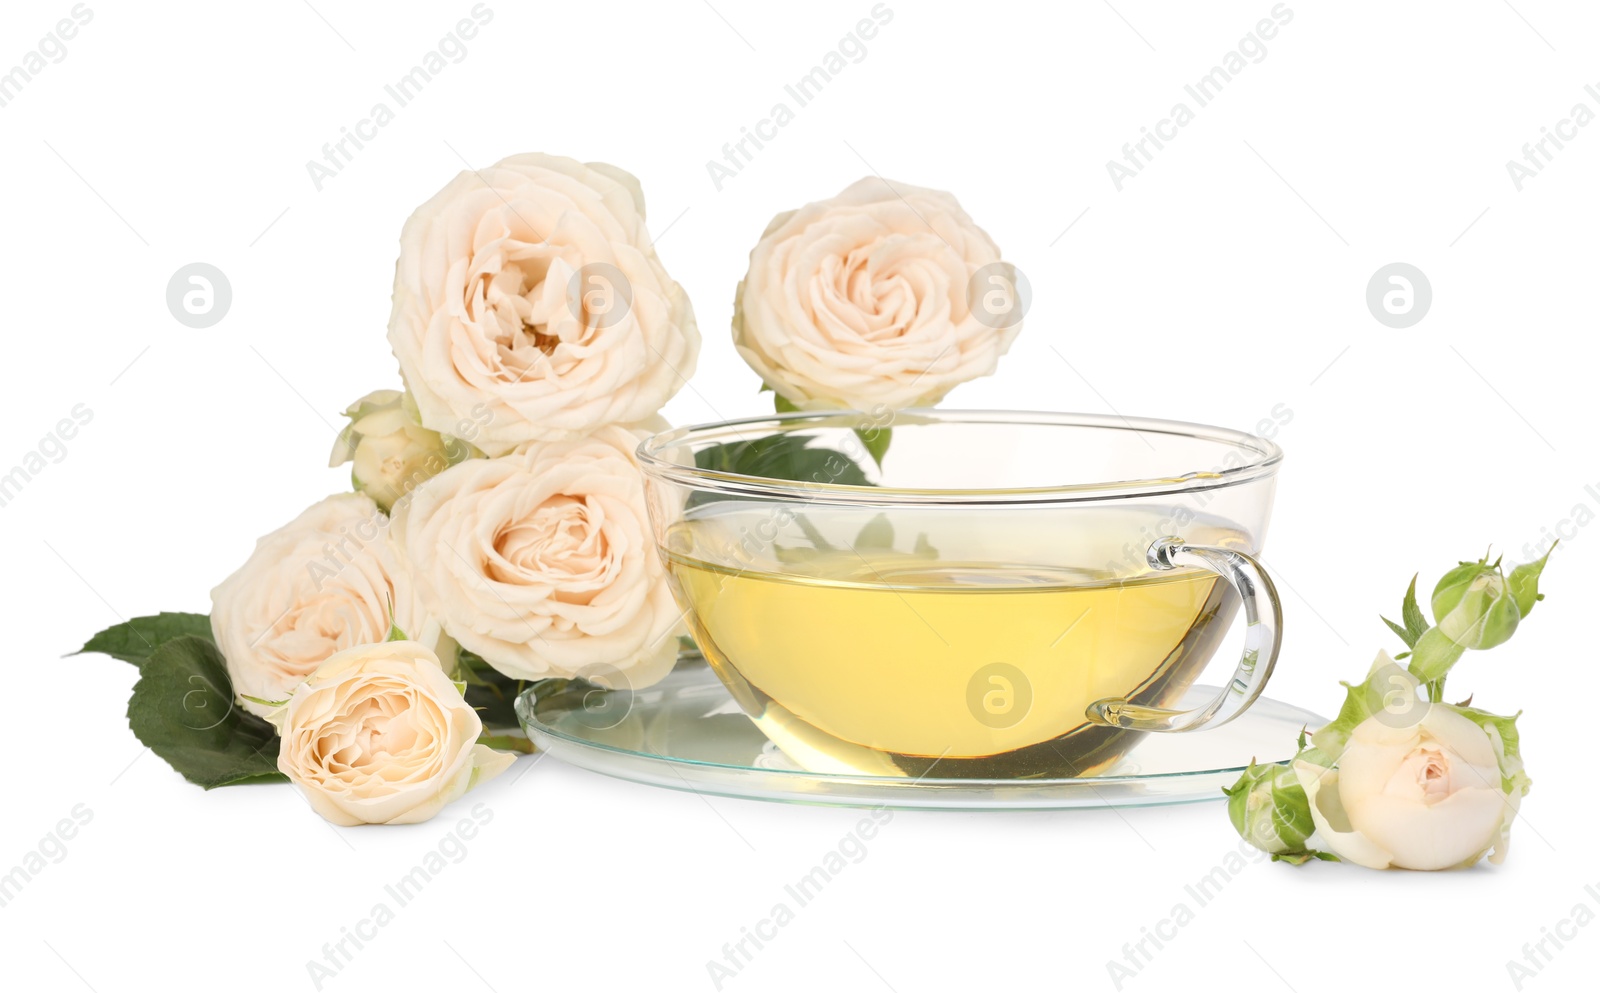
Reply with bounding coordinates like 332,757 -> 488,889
515,653 -> 1323,811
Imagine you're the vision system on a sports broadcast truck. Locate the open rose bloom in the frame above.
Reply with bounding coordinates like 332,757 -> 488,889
272,641 -> 515,826
1286,652 -> 1531,870
210,493 -> 453,718
732,177 -> 1022,411
387,152 -> 699,456
390,422 -> 682,687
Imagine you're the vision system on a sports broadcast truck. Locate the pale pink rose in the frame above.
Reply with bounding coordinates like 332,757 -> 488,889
733,177 -> 1023,411
387,152 -> 698,457
210,493 -> 452,717
272,640 -> 515,826
389,423 -> 681,686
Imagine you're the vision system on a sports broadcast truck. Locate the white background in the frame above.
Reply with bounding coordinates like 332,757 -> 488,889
2,1 -> 1597,990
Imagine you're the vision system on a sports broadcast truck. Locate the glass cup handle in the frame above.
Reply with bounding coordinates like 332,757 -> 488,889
1085,535 -> 1283,733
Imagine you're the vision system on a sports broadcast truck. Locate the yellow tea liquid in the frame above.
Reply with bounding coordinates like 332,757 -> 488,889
663,512 -> 1241,778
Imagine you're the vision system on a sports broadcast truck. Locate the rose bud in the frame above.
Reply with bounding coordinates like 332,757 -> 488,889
1224,759 -> 1320,861
1431,561 -> 1520,651
329,390 -> 458,513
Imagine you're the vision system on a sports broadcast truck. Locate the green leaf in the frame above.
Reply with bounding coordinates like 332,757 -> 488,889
1380,615 -> 1414,650
1509,544 -> 1555,617
458,650 -> 526,731
855,426 -> 891,468
1379,576 -> 1428,650
693,435 -> 871,488
772,393 -> 801,414
75,612 -> 214,667
126,636 -> 286,789
1401,574 -> 1429,643
854,514 -> 895,550
456,649 -> 496,687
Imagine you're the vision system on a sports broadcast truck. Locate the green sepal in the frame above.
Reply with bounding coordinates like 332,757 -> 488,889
126,636 -> 286,789
1450,703 -> 1529,795
1271,850 -> 1340,864
1509,544 -> 1555,617
1224,759 -> 1315,856
1309,678 -> 1378,757
240,694 -> 288,709
1311,653 -> 1425,757
75,612 -> 213,667
1407,626 -> 1467,684
1432,560 -> 1496,621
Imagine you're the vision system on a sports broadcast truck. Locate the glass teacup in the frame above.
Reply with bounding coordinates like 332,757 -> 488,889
637,410 -> 1284,779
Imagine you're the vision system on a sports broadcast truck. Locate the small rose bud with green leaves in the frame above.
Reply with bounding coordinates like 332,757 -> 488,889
329,390 -> 462,513
1224,758 -> 1328,863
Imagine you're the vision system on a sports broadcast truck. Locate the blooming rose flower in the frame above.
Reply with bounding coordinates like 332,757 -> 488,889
210,493 -> 452,717
387,152 -> 699,456
389,423 -> 681,685
272,640 -> 515,826
329,389 -> 460,513
1294,689 -> 1528,870
732,177 -> 1022,411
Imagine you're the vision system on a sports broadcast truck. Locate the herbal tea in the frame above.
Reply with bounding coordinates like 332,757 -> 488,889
663,510 -> 1243,778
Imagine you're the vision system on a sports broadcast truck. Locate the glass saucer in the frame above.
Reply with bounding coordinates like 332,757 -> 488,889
514,654 -> 1325,811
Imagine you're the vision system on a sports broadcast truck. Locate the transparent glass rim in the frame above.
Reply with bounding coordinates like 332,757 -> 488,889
636,408 -> 1284,506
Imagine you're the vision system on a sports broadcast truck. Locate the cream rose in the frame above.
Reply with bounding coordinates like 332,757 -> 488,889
210,493 -> 452,718
272,640 -> 515,826
732,177 -> 1023,411
390,423 -> 681,686
387,152 -> 699,456
1295,698 -> 1527,870
329,389 -> 459,513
